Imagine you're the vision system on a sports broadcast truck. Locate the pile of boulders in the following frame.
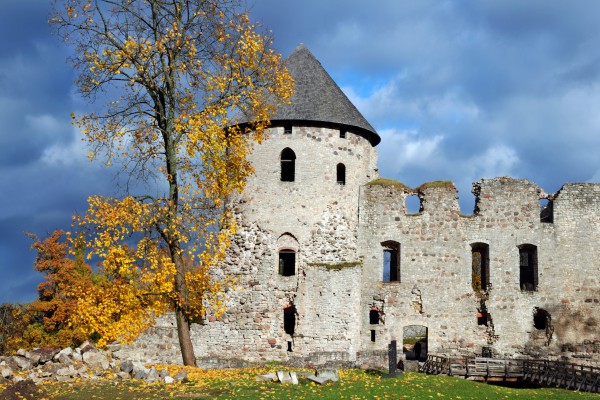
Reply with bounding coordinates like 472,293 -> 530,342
0,341 -> 187,385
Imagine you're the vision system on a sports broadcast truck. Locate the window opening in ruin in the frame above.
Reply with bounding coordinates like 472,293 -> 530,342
283,124 -> 292,134
279,250 -> 296,276
283,305 -> 296,335
337,163 -> 346,185
287,341 -> 293,352
280,148 -> 296,182
477,311 -> 488,326
369,309 -> 380,325
340,129 -> 347,138
381,241 -> 400,282
471,243 -> 490,292
519,244 -> 538,291
405,195 -> 421,214
540,199 -> 554,223
370,330 -> 376,342
403,325 -> 428,361
533,308 -> 550,330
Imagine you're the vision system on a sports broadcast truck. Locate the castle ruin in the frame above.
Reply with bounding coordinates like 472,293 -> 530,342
128,45 -> 600,368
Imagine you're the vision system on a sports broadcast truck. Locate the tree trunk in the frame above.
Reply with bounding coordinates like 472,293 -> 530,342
175,305 -> 196,366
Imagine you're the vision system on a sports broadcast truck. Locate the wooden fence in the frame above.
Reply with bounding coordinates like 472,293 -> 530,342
420,355 -> 599,393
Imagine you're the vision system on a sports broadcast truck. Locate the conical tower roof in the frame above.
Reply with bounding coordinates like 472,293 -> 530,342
271,44 -> 380,146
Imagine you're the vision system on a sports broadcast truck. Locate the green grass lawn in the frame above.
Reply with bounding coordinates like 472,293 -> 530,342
38,368 -> 600,400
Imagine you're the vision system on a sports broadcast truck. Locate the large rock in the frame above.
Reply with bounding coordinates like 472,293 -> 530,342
54,347 -> 73,361
1,367 -> 13,379
120,360 -> 134,374
29,347 -> 60,365
316,369 -> 339,382
145,367 -> 159,383
82,351 -> 109,371
173,369 -> 188,382
12,356 -> 31,371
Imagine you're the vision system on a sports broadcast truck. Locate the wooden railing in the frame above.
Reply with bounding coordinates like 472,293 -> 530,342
420,355 -> 599,393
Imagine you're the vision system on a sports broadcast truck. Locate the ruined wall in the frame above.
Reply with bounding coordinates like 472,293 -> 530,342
359,177 -> 600,362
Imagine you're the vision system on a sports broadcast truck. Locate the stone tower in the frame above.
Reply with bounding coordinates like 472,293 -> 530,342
185,44 -> 382,364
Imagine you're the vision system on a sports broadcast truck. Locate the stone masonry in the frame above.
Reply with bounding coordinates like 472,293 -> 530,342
126,45 -> 599,369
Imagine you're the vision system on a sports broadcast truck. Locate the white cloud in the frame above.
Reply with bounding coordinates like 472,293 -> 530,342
377,128 -> 444,173
466,144 -> 520,180
40,126 -> 89,167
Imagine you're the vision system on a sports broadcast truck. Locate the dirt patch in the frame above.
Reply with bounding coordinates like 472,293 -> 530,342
1,379 -> 48,400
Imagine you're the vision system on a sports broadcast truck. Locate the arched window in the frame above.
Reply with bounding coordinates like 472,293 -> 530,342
518,244 -> 538,291
280,148 -> 296,182
336,163 -> 346,185
471,243 -> 490,292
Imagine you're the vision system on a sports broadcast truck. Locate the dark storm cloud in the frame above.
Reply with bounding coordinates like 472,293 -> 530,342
2,0 -> 600,302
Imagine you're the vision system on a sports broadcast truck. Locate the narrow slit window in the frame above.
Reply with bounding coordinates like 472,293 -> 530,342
369,309 -> 379,325
519,244 -> 538,291
471,243 -> 490,292
280,148 -> 296,182
279,250 -> 296,276
370,330 -> 376,342
337,163 -> 346,185
340,129 -> 347,138
382,241 -> 400,282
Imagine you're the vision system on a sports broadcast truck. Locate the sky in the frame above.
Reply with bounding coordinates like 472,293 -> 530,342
2,0 -> 600,303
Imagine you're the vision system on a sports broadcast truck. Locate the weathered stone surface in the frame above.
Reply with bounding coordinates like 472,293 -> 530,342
290,371 -> 298,385
145,367 -> 159,383
306,374 -> 329,385
120,360 -> 134,374
164,375 -> 174,384
12,356 -> 31,370
1,367 -> 13,379
83,351 -> 109,371
256,372 -> 277,382
276,370 -> 292,384
316,369 -> 339,382
173,369 -> 188,382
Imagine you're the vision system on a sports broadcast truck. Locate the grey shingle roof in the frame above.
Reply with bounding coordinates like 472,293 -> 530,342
271,44 -> 380,146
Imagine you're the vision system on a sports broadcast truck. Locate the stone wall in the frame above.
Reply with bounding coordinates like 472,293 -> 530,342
123,126 -> 599,369
359,177 -> 600,362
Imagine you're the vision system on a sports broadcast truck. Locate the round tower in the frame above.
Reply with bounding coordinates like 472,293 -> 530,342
195,44 -> 380,365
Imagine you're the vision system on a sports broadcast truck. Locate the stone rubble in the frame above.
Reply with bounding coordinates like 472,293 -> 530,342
0,342 -> 188,385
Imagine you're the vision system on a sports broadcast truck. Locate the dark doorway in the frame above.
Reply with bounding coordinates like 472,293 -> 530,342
403,325 -> 428,361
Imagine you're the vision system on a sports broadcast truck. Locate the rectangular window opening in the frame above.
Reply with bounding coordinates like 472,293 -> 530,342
370,330 -> 376,342
283,124 -> 292,134
279,251 -> 296,276
382,241 -> 400,282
